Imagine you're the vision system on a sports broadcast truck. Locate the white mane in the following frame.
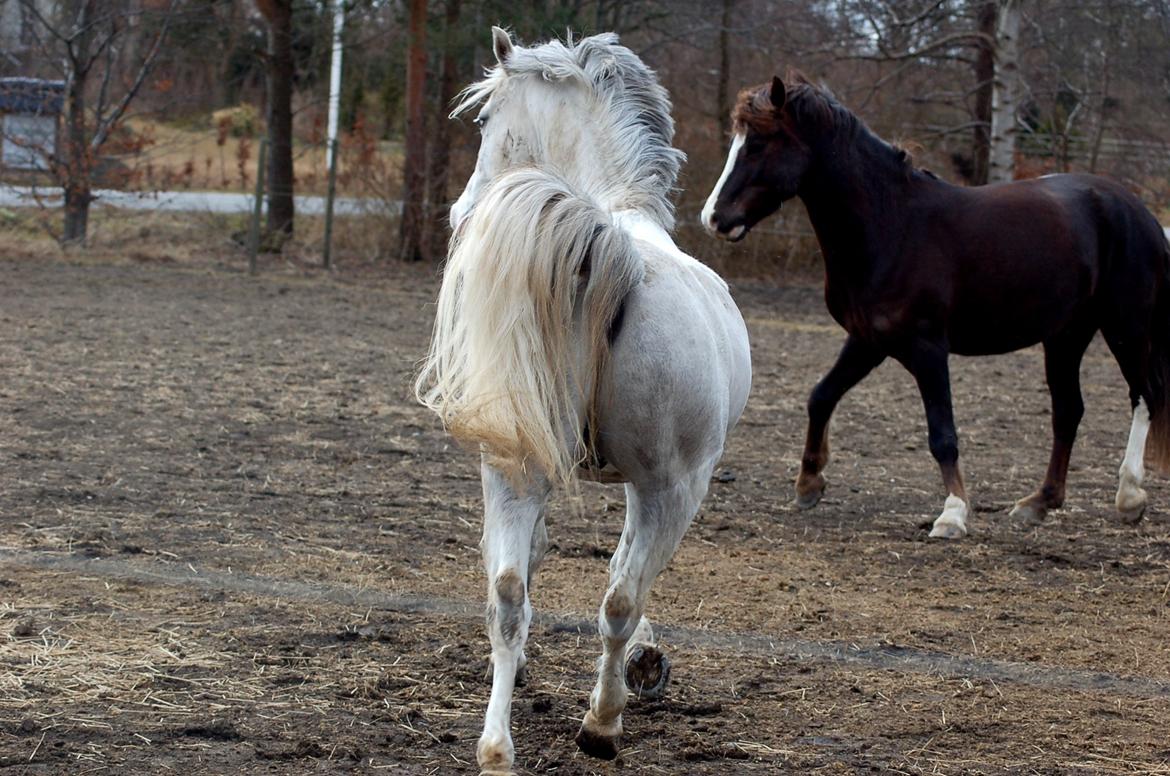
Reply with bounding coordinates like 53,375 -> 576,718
451,32 -> 685,229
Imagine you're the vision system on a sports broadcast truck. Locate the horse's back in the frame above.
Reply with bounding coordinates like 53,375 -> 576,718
917,173 -> 1165,355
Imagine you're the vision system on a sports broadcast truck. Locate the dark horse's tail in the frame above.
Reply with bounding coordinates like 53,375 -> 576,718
1145,230 -> 1170,474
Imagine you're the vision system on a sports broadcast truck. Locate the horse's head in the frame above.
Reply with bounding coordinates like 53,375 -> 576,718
449,28 -> 683,232
701,76 -> 812,241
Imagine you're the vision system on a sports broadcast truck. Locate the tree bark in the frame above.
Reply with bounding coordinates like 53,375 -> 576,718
425,0 -> 461,260
716,0 -> 734,137
970,0 -> 996,185
988,0 -> 1021,184
61,2 -> 94,245
257,0 -> 295,238
398,0 -> 428,262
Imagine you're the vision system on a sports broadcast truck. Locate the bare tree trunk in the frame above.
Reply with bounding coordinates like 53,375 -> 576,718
716,0 -> 734,137
988,0 -> 1021,184
1088,52 -> 1110,174
61,0 -> 94,246
398,0 -> 428,262
970,0 -> 996,185
426,0 -> 461,260
21,0 -> 174,246
258,0 -> 295,239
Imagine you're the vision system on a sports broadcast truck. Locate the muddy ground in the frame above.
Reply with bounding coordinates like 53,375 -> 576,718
1,255 -> 1169,775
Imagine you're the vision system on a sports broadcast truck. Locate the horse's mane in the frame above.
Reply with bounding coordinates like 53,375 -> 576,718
733,71 -> 914,173
451,32 -> 685,228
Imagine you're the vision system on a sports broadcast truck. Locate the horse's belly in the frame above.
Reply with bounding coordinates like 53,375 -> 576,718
947,296 -> 1081,355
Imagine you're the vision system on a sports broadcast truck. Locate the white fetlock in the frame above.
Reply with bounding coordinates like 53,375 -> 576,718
1116,401 -> 1150,523
477,732 -> 515,776
929,494 -> 969,539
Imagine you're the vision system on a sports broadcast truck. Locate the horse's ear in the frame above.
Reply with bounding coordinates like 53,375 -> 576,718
492,26 -> 513,65
770,75 -> 787,109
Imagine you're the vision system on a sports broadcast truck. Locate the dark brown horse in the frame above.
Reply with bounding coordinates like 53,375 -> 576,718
702,73 -> 1170,539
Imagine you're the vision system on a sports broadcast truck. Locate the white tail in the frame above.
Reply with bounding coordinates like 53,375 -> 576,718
416,168 -> 644,485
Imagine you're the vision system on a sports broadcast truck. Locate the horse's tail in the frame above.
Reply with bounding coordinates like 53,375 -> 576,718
415,168 -> 643,487
1144,231 -> 1170,474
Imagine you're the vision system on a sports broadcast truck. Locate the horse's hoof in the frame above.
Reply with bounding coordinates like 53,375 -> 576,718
928,495 -> 968,540
795,490 -> 822,510
1008,501 -> 1046,523
1116,486 -> 1147,524
1118,503 -> 1147,525
795,472 -> 825,510
928,522 -> 966,540
575,714 -> 622,760
625,643 -> 671,700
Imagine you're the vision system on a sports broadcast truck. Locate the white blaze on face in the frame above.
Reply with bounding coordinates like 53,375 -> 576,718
700,132 -> 745,234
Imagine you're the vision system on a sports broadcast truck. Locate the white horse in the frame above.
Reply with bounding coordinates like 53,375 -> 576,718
416,28 -> 751,776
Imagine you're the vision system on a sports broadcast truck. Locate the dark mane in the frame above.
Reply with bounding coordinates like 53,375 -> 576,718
732,72 -> 914,172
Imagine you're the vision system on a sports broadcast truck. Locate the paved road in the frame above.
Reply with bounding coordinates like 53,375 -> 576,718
0,184 -> 395,216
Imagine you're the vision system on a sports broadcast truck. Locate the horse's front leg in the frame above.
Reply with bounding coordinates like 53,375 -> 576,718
796,335 -> 886,508
576,474 -> 706,759
897,339 -> 969,539
477,462 -> 549,776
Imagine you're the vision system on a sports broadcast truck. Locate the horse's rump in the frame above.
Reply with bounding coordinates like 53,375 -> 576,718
416,168 -> 643,486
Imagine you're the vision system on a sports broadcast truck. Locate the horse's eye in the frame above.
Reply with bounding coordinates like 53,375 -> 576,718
475,114 -> 489,129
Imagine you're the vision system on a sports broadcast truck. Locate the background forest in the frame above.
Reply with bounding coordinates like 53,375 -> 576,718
1,0 -> 1168,273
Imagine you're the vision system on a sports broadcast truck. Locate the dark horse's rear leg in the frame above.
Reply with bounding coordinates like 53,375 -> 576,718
1010,321 -> 1097,522
1101,325 -> 1156,523
896,338 -> 969,539
795,335 -> 885,508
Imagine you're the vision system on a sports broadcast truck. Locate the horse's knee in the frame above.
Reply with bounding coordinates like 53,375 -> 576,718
488,568 -> 527,647
1053,394 -> 1084,431
928,428 -> 958,465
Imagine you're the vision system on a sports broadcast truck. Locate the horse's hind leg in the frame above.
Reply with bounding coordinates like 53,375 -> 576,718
575,472 -> 707,759
606,527 -> 671,700
1101,326 -> 1156,522
796,335 -> 885,508
1010,322 -> 1096,522
511,510 -> 549,687
476,463 -> 549,776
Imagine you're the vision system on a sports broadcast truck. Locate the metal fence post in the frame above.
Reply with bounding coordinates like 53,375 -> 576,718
323,138 -> 339,270
248,138 -> 268,276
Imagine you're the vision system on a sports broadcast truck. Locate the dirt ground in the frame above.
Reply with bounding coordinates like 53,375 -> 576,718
2,254 -> 1169,775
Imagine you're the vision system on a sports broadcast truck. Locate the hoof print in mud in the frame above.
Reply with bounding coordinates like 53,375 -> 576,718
625,643 -> 671,700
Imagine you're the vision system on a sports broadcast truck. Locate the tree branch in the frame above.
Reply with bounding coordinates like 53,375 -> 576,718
90,0 -> 179,153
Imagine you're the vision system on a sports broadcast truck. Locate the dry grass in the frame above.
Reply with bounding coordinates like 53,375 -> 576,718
121,118 -> 403,198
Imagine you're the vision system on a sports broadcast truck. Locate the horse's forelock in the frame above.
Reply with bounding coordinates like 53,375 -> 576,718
732,76 -> 844,138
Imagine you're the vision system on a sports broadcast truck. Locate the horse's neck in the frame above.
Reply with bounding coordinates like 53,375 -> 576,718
799,137 -> 914,286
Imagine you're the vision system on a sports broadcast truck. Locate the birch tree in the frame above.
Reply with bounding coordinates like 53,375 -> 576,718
988,0 -> 1021,182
